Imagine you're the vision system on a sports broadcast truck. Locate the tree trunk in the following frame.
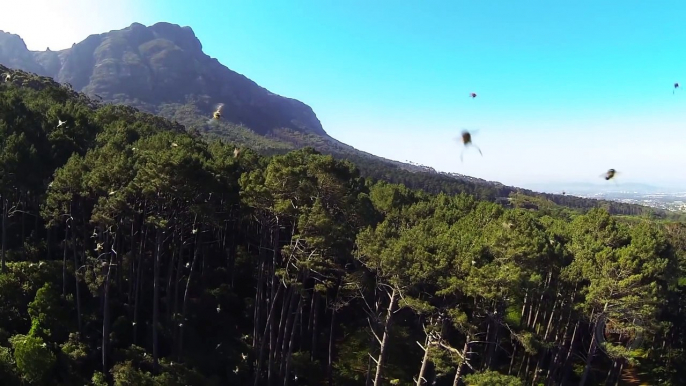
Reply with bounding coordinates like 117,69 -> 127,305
62,223 -> 68,296
283,297 -> 303,386
453,339 -> 470,386
254,283 -> 285,386
127,221 -> 135,316
613,360 -> 625,386
561,320 -> 580,384
579,303 -> 608,386
133,225 -> 147,344
279,289 -> 301,378
416,333 -> 432,385
327,304 -> 336,386
372,287 -> 398,386
102,252 -> 114,373
1,198 -> 7,273
178,231 -> 200,361
532,292 -> 560,385
579,329 -> 598,386
152,227 -> 162,373
275,286 -> 294,378
71,215 -> 82,334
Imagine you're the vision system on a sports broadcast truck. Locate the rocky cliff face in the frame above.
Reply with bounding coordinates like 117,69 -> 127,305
0,22 -> 326,136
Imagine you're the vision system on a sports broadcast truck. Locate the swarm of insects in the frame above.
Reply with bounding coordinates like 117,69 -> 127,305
456,130 -> 483,162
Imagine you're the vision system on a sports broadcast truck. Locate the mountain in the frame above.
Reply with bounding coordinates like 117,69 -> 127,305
1,22 -> 682,219
0,22 -> 325,137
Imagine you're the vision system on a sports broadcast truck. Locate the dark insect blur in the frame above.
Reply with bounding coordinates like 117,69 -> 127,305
457,130 -> 483,162
674,82 -> 680,94
602,168 -> 617,181
213,103 -> 224,120
470,92 -> 477,98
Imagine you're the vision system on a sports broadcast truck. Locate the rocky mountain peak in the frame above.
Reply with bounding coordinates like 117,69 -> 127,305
0,22 -> 326,136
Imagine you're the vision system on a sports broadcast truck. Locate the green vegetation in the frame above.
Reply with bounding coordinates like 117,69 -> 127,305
1,66 -> 686,386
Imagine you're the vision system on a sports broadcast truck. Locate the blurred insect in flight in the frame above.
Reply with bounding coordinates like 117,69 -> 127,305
207,103 -> 225,124
674,82 -> 680,94
600,169 -> 619,185
456,130 -> 483,162
213,103 -> 224,120
470,92 -> 477,99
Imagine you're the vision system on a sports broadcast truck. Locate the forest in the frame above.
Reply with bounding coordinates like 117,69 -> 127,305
1,68 -> 686,386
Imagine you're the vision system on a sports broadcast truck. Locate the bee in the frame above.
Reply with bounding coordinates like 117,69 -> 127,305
455,130 -> 483,162
213,103 -> 224,120
470,92 -> 477,99
600,168 -> 620,185
674,82 -> 680,95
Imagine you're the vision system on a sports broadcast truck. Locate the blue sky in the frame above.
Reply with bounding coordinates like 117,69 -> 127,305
3,0 -> 686,190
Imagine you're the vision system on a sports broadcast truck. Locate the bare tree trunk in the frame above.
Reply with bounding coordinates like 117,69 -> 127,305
372,287 -> 398,386
275,286 -> 294,377
580,303 -> 608,386
127,221 -> 135,316
1,198 -> 7,273
307,291 -> 316,353
416,333 -> 432,385
164,236 -> 178,324
327,281 -> 340,386
279,289 -> 301,378
532,292 -> 560,385
613,360 -> 625,386
254,283 -> 285,386
579,331 -> 597,386
152,227 -> 162,373
327,305 -> 336,386
20,200 -> 25,258
560,320 -> 580,384
71,215 -> 82,334
133,224 -> 147,344
283,297 -> 303,386
178,231 -> 200,361
62,223 -> 68,296
102,252 -> 114,373
453,339 -> 470,386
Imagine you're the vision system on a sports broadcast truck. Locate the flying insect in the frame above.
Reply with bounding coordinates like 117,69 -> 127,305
213,103 -> 224,120
470,92 -> 477,99
674,82 -> 680,94
456,130 -> 483,162
600,168 -> 620,185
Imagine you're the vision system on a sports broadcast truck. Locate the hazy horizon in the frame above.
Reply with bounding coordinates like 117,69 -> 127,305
2,0 -> 685,190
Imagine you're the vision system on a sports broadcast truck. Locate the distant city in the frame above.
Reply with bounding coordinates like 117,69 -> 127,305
524,182 -> 686,213
402,160 -> 686,213
570,191 -> 686,212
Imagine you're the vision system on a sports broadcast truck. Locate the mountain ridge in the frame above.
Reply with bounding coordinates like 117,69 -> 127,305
0,22 -> 326,138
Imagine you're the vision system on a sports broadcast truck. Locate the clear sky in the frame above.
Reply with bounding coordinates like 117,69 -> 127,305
2,0 -> 686,190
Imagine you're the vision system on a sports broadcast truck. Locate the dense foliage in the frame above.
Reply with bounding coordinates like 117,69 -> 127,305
1,67 -> 686,386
